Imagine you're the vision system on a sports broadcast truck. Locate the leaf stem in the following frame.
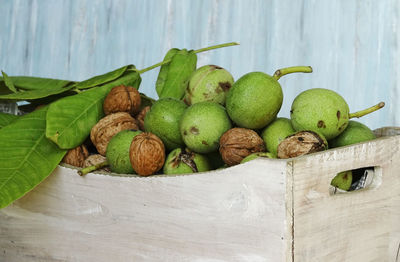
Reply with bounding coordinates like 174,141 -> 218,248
78,160 -> 109,176
72,88 -> 82,94
273,66 -> 313,81
138,42 -> 239,74
193,42 -> 240,54
349,102 -> 385,118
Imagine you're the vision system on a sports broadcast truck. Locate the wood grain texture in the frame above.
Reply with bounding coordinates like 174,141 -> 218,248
0,0 -> 399,129
0,159 -> 288,262
291,134 -> 400,261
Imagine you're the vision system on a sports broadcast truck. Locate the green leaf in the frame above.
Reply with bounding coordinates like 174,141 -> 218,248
0,75 -> 73,91
0,107 -> 67,209
0,75 -> 76,102
0,112 -> 19,128
155,48 -> 179,97
0,85 -> 76,101
75,65 -> 136,90
46,71 -> 141,149
0,83 -> 10,96
1,71 -> 17,93
158,49 -> 197,100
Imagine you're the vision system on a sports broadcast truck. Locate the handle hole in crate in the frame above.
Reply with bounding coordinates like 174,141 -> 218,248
329,166 -> 382,195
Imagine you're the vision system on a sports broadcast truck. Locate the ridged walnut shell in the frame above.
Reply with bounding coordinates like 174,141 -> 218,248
219,127 -> 265,166
103,85 -> 141,115
90,112 -> 139,156
129,132 -> 165,176
277,130 -> 327,159
136,106 -> 151,131
62,144 -> 89,167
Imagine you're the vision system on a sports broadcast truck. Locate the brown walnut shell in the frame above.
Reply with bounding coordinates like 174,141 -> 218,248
103,85 -> 141,115
62,144 -> 89,167
129,132 -> 165,176
136,106 -> 151,131
219,127 -> 266,166
277,130 -> 327,159
90,112 -> 139,156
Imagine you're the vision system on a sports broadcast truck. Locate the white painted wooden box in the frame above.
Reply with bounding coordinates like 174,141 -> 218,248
0,128 -> 399,262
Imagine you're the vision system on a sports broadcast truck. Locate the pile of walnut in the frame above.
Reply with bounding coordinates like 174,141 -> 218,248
62,85 -> 322,176
62,85 -> 154,175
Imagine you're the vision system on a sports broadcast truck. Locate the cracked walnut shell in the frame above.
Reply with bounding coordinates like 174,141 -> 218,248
103,85 -> 141,115
219,127 -> 265,166
90,112 -> 139,156
277,130 -> 327,159
62,144 -> 89,167
129,132 -> 165,176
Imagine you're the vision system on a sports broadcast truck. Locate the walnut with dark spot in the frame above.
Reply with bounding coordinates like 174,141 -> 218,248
219,128 -> 265,166
190,126 -> 199,135
62,144 -> 89,167
218,82 -> 232,92
183,65 -> 234,106
129,132 -> 165,176
90,112 -> 139,156
277,131 -> 327,159
103,85 -> 141,115
336,110 -> 341,120
317,120 -> 326,128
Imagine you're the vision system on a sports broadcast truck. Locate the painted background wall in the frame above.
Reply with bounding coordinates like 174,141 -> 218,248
0,0 -> 399,130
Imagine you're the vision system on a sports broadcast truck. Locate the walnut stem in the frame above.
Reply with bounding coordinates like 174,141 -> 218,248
273,66 -> 313,81
78,160 -> 109,176
349,102 -> 385,118
138,42 -> 239,74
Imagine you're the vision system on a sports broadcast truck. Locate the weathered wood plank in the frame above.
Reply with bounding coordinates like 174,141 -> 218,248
0,159 -> 288,262
292,135 -> 400,261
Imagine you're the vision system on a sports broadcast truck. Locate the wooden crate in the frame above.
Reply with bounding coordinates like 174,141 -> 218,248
0,127 -> 399,262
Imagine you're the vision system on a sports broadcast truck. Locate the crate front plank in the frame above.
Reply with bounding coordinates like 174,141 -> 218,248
0,159 -> 288,262
291,135 -> 400,261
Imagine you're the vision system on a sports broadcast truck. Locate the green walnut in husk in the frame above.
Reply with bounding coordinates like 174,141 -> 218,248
163,148 -> 211,175
179,101 -> 232,154
290,88 -> 384,140
226,66 -> 312,129
331,170 -> 353,191
106,129 -> 142,174
328,120 -> 376,148
183,65 -> 234,105
144,98 -> 188,151
155,42 -> 239,100
261,117 -> 295,157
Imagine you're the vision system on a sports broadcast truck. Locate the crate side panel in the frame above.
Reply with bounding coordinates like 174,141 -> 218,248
0,159 -> 288,262
291,136 -> 400,262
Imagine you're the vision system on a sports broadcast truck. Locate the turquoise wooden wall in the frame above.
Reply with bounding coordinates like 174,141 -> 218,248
1,0 -> 399,130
